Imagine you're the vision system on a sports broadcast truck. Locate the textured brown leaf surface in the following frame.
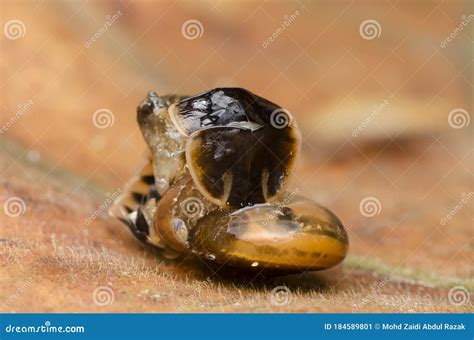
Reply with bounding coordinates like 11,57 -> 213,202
0,0 -> 472,312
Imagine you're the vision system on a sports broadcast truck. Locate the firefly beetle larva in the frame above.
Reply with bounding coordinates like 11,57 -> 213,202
110,88 -> 348,272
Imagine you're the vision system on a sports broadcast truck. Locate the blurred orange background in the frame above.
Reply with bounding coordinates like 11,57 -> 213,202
0,0 -> 472,312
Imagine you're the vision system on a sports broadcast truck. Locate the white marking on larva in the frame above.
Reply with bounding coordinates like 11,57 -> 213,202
128,211 -> 137,223
227,121 -> 262,131
205,254 -> 216,261
251,262 -> 259,267
168,104 -> 188,137
220,172 -> 233,204
192,99 -> 209,110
